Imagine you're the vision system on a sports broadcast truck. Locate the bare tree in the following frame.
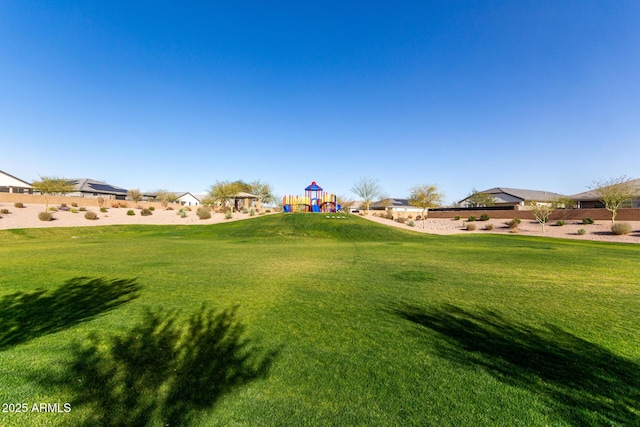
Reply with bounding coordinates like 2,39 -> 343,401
31,176 -> 75,211
335,195 -> 354,213
351,177 -> 383,214
528,196 -> 571,233
128,188 -> 143,205
591,176 -> 640,226
155,190 -> 178,210
408,184 -> 445,229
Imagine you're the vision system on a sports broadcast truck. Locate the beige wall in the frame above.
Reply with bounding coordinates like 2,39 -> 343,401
0,193 -> 181,210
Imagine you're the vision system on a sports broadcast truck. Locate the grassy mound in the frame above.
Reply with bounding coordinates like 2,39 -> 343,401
0,214 -> 638,426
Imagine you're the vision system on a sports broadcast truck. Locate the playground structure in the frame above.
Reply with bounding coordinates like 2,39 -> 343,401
283,181 -> 340,213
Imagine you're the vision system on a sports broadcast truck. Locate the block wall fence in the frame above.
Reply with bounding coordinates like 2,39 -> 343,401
0,193 -> 181,210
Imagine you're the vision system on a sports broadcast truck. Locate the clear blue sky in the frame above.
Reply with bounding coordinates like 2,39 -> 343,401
2,1 -> 639,203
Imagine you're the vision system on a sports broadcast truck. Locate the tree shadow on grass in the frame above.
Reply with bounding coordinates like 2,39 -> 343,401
58,305 -> 278,426
0,277 -> 141,350
393,304 -> 639,426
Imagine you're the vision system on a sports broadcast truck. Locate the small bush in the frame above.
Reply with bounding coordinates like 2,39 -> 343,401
467,215 -> 476,222
479,214 -> 490,221
79,207 -> 87,212
196,207 -> 211,220
100,207 -> 108,213
140,208 -> 152,216
38,211 -> 53,221
505,218 -> 521,229
242,208 -> 249,214
71,202 -> 78,207
127,210 -> 135,216
396,217 -> 406,224
49,206 -> 57,211
466,222 -> 477,231
577,228 -> 587,235
611,222 -> 633,235
149,206 -> 155,211
249,208 -> 255,217
177,208 -> 187,218
265,209 -> 271,213
14,202 -> 24,208
0,209 -> 9,214
84,211 -> 98,220
582,217 -> 594,225
71,208 -> 78,214
484,223 -> 494,230
61,203 -> 67,208
454,215 -> 460,220
555,220 -> 565,226
407,220 -> 415,227
225,211 -> 233,220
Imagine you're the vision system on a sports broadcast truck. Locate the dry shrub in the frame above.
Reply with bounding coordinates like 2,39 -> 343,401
84,211 -> 98,220
466,222 -> 477,231
197,206 -> 211,220
38,211 -> 53,221
611,222 -> 633,235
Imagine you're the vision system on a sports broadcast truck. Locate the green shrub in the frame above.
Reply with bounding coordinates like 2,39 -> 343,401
466,222 -> 477,231
265,209 -> 271,213
582,217 -> 594,225
505,218 -> 521,229
479,214 -> 490,221
484,223 -> 494,230
100,207 -> 108,213
611,222 -> 633,235
242,207 -> 249,214
149,206 -> 155,211
454,215 -> 461,220
38,211 -> 53,221
467,215 -> 476,222
79,207 -> 87,212
555,220 -> 565,226
140,208 -> 153,216
14,202 -> 24,208
49,206 -> 57,211
71,208 -> 78,214
177,208 -> 187,218
225,211 -> 233,220
197,207 -> 211,220
84,211 -> 98,220
407,220 -> 415,227
577,228 -> 586,235
127,210 -> 135,216
249,208 -> 255,217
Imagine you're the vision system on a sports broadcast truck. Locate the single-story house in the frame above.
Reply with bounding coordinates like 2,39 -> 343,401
67,178 -> 129,200
569,178 -> 640,209
459,187 -> 564,208
176,192 -> 201,206
0,170 -> 33,194
370,198 -> 424,216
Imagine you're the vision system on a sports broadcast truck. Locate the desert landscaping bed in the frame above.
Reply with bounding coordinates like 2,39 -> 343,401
362,213 -> 640,244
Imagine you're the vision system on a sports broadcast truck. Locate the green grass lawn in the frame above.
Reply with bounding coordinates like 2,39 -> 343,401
0,213 -> 638,426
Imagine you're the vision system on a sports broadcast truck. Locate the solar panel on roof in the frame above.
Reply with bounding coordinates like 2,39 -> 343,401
89,183 -> 127,193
